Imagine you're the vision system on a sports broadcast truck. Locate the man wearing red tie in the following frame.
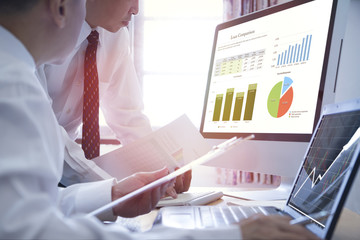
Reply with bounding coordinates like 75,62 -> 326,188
37,0 -> 191,195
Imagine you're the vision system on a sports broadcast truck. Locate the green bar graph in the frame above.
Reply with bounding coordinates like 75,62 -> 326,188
232,92 -> 244,121
244,84 -> 257,121
212,94 -> 223,121
222,88 -> 234,121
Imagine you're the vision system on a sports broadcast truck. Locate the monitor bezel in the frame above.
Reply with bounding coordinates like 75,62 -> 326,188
199,0 -> 338,142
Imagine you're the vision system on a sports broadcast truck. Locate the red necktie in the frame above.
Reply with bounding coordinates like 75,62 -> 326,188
82,30 -> 100,159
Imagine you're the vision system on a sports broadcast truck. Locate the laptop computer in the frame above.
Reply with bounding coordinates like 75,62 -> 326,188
154,98 -> 360,240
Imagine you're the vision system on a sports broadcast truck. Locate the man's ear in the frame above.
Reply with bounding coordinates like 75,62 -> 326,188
49,0 -> 67,28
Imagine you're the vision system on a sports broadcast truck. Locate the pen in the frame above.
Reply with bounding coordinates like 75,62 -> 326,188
212,136 -> 237,150
289,211 -> 331,225
212,134 -> 255,151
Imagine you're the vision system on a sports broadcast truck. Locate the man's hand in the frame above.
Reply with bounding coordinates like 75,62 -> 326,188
239,214 -> 320,240
165,168 -> 192,198
111,167 -> 174,218
174,169 -> 192,193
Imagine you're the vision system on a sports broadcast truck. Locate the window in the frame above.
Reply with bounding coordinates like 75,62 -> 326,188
133,0 -> 223,128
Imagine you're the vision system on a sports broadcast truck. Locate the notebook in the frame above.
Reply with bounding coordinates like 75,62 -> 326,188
154,98 -> 360,240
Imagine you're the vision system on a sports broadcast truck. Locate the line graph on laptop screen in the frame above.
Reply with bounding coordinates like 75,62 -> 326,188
288,110 -> 360,228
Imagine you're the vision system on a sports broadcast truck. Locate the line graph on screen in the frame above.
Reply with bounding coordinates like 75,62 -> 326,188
293,127 -> 360,198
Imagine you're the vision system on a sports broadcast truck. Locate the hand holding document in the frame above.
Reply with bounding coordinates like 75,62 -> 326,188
93,115 -> 212,181
88,124 -> 254,217
111,167 -> 175,218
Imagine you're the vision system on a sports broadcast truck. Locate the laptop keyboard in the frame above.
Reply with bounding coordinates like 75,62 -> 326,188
156,205 -> 282,229
198,206 -> 264,227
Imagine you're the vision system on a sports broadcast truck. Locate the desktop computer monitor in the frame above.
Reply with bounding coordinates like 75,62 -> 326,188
199,0 -> 350,177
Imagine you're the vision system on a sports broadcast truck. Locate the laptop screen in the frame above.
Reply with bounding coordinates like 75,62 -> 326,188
286,106 -> 360,238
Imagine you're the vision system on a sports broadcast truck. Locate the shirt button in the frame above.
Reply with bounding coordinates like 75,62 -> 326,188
66,109 -> 71,114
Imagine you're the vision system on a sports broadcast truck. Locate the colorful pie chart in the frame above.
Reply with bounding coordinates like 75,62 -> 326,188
267,77 -> 293,118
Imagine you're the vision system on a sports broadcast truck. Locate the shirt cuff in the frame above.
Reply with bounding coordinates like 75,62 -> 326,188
75,178 -> 117,221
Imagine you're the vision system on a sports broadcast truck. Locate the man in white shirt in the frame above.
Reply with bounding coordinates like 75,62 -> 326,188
38,0 -> 191,194
0,1 -> 319,239
0,0 -> 173,238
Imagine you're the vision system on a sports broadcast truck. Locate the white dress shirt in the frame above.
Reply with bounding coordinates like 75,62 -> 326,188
37,22 -> 153,185
42,22 -> 152,143
0,25 -> 242,240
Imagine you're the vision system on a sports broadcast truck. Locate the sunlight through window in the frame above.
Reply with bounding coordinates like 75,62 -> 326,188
134,0 -> 223,128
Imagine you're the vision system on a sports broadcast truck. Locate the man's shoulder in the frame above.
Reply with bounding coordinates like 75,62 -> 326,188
0,50 -> 35,85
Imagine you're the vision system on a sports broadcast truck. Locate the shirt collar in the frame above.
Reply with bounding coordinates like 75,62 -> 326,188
78,21 -> 106,48
0,26 -> 36,70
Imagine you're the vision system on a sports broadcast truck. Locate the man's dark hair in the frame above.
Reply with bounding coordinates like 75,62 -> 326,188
0,0 -> 39,15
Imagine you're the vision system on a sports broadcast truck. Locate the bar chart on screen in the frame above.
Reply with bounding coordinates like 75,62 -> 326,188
212,83 -> 257,122
271,33 -> 313,68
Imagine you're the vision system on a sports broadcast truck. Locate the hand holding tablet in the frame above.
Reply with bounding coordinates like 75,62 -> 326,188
88,134 -> 254,218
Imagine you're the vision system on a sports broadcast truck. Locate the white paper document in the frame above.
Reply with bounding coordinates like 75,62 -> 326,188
93,115 -> 212,180
88,132 -> 254,217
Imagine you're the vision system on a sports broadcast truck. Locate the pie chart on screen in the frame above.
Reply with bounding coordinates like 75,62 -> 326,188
267,77 -> 293,118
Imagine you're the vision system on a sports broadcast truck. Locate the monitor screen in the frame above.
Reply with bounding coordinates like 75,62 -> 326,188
200,0 -> 336,142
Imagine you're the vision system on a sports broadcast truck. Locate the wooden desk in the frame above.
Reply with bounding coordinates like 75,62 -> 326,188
332,208 -> 360,240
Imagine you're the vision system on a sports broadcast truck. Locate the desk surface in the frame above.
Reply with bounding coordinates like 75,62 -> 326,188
117,191 -> 360,239
332,208 -> 360,240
